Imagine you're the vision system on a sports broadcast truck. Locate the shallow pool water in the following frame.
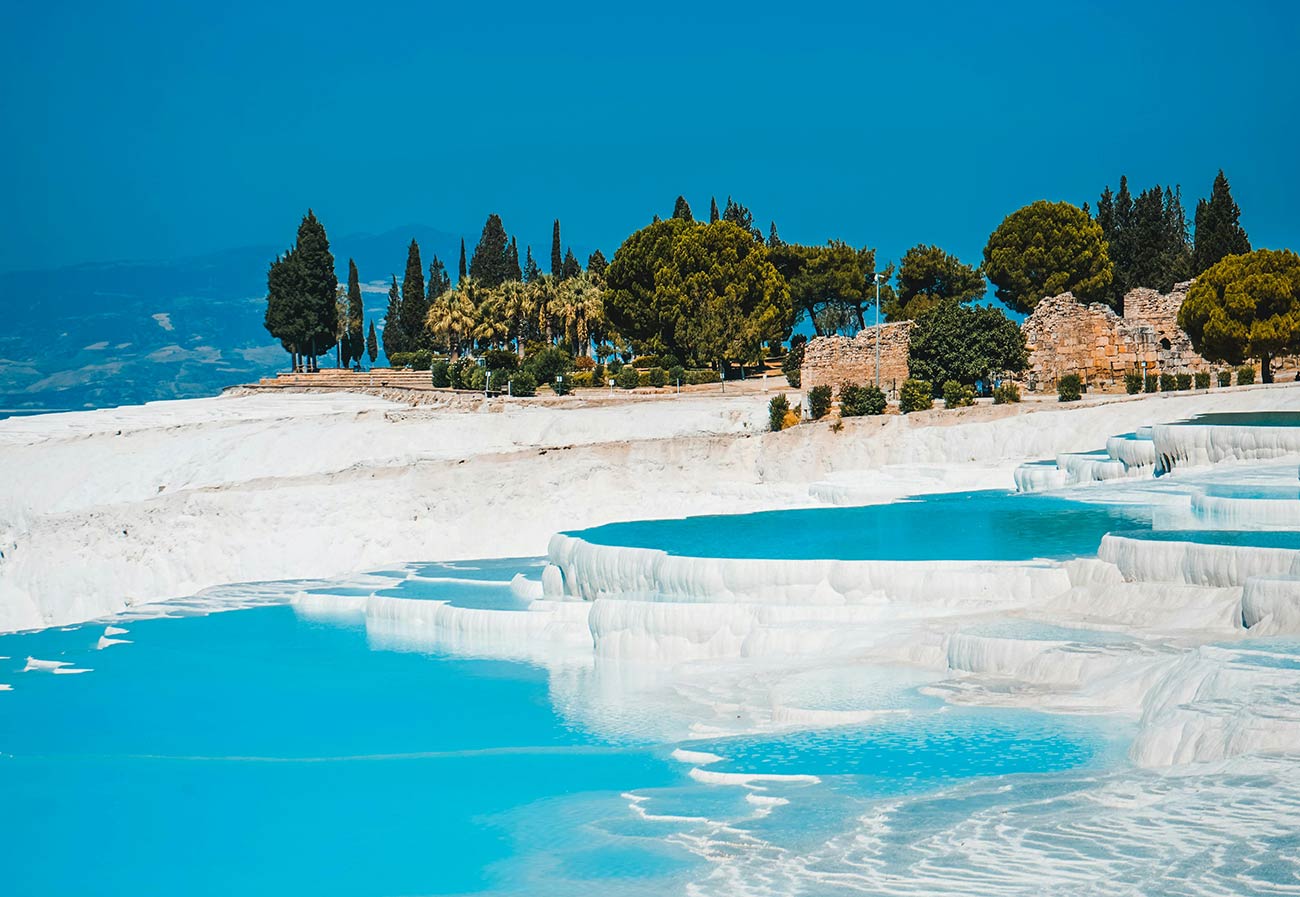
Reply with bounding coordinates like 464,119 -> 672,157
1116,528 -> 1300,549
569,490 -> 1153,561
1174,411 -> 1300,427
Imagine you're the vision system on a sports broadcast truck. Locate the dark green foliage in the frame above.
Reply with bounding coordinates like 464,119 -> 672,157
458,238 -> 467,283
648,366 -> 667,388
1176,373 -> 1192,390
768,393 -> 791,431
508,370 -> 537,397
1195,371 -> 1211,390
524,246 -> 541,283
410,349 -> 433,371
782,342 -> 804,387
469,214 -> 511,288
1160,373 -> 1177,392
840,383 -> 887,417
487,368 -> 511,393
263,210 -> 338,371
1124,371 -> 1144,394
722,196 -> 762,240
343,259 -> 364,368
1237,365 -> 1256,386
1144,373 -> 1159,393
942,380 -> 975,408
449,357 -> 478,389
482,349 -> 518,372
431,359 -> 450,387
551,220 -> 563,278
1057,373 -> 1083,402
387,351 -> 411,369
382,275 -> 403,358
992,382 -> 1021,404
1095,176 -> 1191,303
1193,170 -> 1251,274
1217,369 -> 1232,387
615,365 -> 640,389
561,248 -> 582,280
889,244 -> 984,320
807,385 -> 832,419
907,301 -> 1028,388
776,241 -> 891,334
768,222 -> 782,248
427,256 -> 451,300
525,345 -> 574,386
684,369 -> 720,385
401,239 -> 427,350
668,365 -> 685,386
506,237 -> 522,282
366,319 -> 378,363
899,379 -> 934,413
592,364 -> 607,387
1178,249 -> 1300,383
709,197 -> 719,224
983,201 -> 1113,313
587,249 -> 607,278
672,196 -> 694,221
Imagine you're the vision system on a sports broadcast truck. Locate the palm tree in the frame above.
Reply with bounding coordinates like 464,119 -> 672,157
473,287 -> 510,349
526,275 -> 559,345
556,272 -> 606,357
498,280 -> 534,356
427,283 -> 477,360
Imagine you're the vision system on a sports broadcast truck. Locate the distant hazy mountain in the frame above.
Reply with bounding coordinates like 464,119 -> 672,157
0,225 -> 464,416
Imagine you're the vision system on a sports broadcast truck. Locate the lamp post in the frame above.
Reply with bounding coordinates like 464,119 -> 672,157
873,272 -> 887,387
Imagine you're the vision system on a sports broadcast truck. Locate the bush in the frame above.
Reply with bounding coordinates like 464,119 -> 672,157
781,343 -> 804,388
840,382 -> 886,417
1217,369 -> 1232,388
648,366 -> 667,388
1160,372 -> 1177,392
488,368 -> 511,393
431,359 -> 451,388
1176,373 -> 1193,391
573,355 -> 595,372
1057,373 -> 1083,402
550,374 -> 573,395
1195,371 -> 1211,390
508,370 -> 537,397
409,349 -> 433,371
1124,372 -> 1144,395
591,363 -> 606,387
769,394 -> 791,431
388,351 -> 411,369
615,365 -> 640,390
668,365 -> 685,387
630,355 -> 661,369
1144,373 -> 1159,393
466,364 -> 487,391
607,358 -> 624,375
568,371 -> 593,388
992,382 -> 1021,404
684,369 -> 720,385
449,357 -> 478,390
899,379 -> 934,413
1237,365 -> 1256,385
526,346 -> 574,385
942,380 -> 975,409
807,385 -> 832,420
482,349 -> 518,372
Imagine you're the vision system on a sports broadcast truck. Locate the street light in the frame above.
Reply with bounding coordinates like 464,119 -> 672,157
873,272 -> 887,387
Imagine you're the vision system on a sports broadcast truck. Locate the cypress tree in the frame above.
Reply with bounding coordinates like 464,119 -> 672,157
382,275 -> 403,359
524,246 -> 540,283
345,258 -> 364,368
366,319 -> 378,364
469,213 -> 511,287
294,210 -> 338,371
401,239 -> 426,350
672,195 -> 694,221
709,196 -> 719,223
768,222 -> 782,247
562,247 -> 582,280
428,256 -> 450,301
506,236 -> 522,282
264,245 -> 305,370
587,249 -> 607,278
551,219 -> 562,278
458,238 -> 467,284
1193,170 -> 1251,274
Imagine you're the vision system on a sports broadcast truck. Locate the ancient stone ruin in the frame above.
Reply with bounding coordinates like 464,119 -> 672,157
800,321 -> 913,395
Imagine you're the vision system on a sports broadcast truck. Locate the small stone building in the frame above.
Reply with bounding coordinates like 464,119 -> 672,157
800,321 -> 913,395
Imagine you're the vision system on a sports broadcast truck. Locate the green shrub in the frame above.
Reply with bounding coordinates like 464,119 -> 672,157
1160,372 -> 1177,392
768,394 -> 790,431
942,379 -> 975,409
1124,372 -> 1144,395
482,349 -> 518,372
992,382 -> 1021,404
648,366 -> 667,388
630,355 -> 660,369
568,371 -> 593,388
1176,373 -> 1193,391
607,358 -> 624,375
840,382 -> 886,416
388,351 -> 411,369
466,364 -> 487,391
1144,373 -> 1159,393
526,346 -> 574,385
807,385 -> 832,419
1195,371 -> 1211,390
668,365 -> 685,387
591,364 -> 606,387
449,357 -> 478,389
899,379 -> 934,413
615,365 -> 640,390
409,349 -> 433,371
488,369 -> 511,393
508,370 -> 537,397
684,369 -> 720,385
1217,369 -> 1232,387
1057,373 -> 1083,402
1237,365 -> 1256,385
430,359 -> 451,388
781,343 -> 804,388
550,373 -> 573,395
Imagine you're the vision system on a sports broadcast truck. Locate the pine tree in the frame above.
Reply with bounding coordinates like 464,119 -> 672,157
506,237 -> 522,282
768,222 -> 782,247
427,256 -> 451,303
366,319 -> 378,364
1192,170 -> 1251,274
551,219 -> 563,278
672,195 -> 693,221
586,249 -> 607,278
722,196 -> 761,240
709,197 -> 719,223
345,258 -> 364,368
401,239 -> 426,350
524,245 -> 540,283
458,238 -> 467,284
382,275 -> 403,359
562,247 -> 582,280
469,213 -> 511,288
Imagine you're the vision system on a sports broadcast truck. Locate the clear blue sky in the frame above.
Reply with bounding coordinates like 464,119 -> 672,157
3,0 -> 1297,274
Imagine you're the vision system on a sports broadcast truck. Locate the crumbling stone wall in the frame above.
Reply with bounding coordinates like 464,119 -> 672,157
801,322 -> 912,394
1123,281 -> 1207,374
